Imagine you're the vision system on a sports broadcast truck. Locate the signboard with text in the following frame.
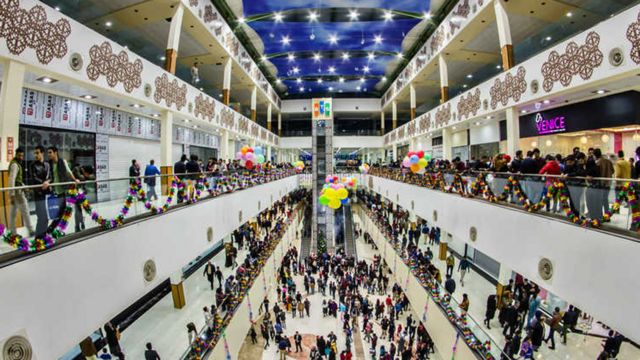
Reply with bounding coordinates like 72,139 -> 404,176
312,98 -> 332,120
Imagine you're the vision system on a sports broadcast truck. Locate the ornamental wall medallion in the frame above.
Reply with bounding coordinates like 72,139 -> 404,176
457,88 -> 481,120
194,93 -> 215,121
453,0 -> 470,19
153,74 -> 187,110
86,42 -> 143,93
627,12 -> 640,64
435,103 -> 451,128
203,5 -> 216,24
69,52 -> 83,71
2,335 -> 32,360
419,114 -> 432,133
489,66 -> 527,109
538,258 -> 554,280
541,32 -> 603,92
0,0 -> 71,64
608,48 -> 624,67
143,259 -> 156,282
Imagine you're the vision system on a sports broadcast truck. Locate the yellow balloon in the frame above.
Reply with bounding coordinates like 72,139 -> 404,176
418,158 -> 428,168
328,198 -> 341,209
241,146 -> 249,155
324,188 -> 337,199
337,188 -> 348,200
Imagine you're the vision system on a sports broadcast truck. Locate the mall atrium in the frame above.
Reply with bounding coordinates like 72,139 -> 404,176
1,0 -> 640,359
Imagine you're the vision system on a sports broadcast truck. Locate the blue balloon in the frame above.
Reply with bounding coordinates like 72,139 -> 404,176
254,147 -> 263,155
341,198 -> 349,204
410,155 -> 419,164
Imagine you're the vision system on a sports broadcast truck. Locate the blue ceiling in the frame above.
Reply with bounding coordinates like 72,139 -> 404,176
235,0 -> 432,98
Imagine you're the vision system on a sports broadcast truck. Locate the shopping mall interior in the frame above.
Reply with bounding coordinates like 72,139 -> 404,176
0,0 -> 639,359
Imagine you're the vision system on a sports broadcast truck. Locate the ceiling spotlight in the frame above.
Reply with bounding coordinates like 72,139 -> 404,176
383,10 -> 394,21
160,55 -> 166,61
329,86 -> 334,91
368,52 -> 375,60
328,66 -> 336,73
342,52 -> 350,60
82,95 -> 96,100
299,87 -> 305,92
382,76 -> 387,81
273,12 -> 284,22
329,34 -> 338,44
339,77 -> 345,83
296,78 -> 302,83
545,36 -> 552,41
363,66 -> 370,73
317,78 -> 323,84
184,119 -> 190,123
130,103 -> 142,108
467,74 -> 473,78
313,53 -> 322,61
486,115 -> 493,119
356,86 -> 361,91
396,52 -> 403,59
496,65 -> 501,69
374,34 -> 383,44
287,53 -> 295,61
452,126 -> 457,130
462,84 -> 468,88
339,90 -> 343,93
566,12 -> 573,17
276,78 -> 282,84
308,11 -> 319,22
360,77 -> 366,83
237,17 -> 245,24
348,10 -> 359,21
152,113 -> 160,118
474,122 -> 481,126
292,67 -> 300,74
105,21 -> 112,27
261,55 -> 267,61
521,110 -> 527,114
423,12 -> 431,20
281,35 -> 290,45
543,99 -> 551,104
37,76 -> 57,83
596,89 -> 607,94
54,6 -> 60,11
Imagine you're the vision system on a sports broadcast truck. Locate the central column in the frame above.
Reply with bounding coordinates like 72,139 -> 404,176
312,98 -> 334,253
160,111 -> 174,194
439,55 -> 449,103
266,104 -> 272,131
250,86 -> 257,121
392,100 -> 398,130
222,58 -> 232,105
165,5 -> 184,74
409,83 -> 417,120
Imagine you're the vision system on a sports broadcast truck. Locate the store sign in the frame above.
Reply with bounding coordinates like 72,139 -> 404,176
312,98 -> 332,120
535,113 -> 566,135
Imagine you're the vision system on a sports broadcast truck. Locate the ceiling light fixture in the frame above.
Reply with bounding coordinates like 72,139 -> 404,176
292,66 -> 300,74
348,10 -> 359,21
328,66 -> 336,73
596,89 -> 607,94
521,110 -> 527,114
105,21 -> 112,27
383,10 -> 394,21
261,55 -> 267,62
313,53 -> 322,61
342,52 -> 350,60
496,65 -> 501,69
543,99 -> 551,104
281,35 -> 290,45
368,52 -> 375,60
160,55 -> 166,61
462,84 -> 468,88
374,34 -> 383,44
273,12 -> 284,22
130,103 -> 142,108
296,78 -> 302,83
545,36 -> 552,41
566,12 -> 573,17
317,78 -> 323,84
308,11 -> 319,22
152,113 -> 160,118
423,12 -> 431,20
237,17 -> 245,24
276,78 -> 282,84
356,86 -> 361,91
328,34 -> 338,44
299,87 -> 305,92
287,53 -> 295,61
339,77 -> 345,83
360,77 -> 366,83
382,76 -> 387,81
54,6 -> 60,11
467,74 -> 473,78
396,52 -> 403,59
329,86 -> 334,91
36,76 -> 57,83
363,66 -> 370,73
82,95 -> 96,100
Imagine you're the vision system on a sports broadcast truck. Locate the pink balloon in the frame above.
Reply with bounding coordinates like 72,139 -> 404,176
235,151 -> 243,159
402,157 -> 411,168
245,152 -> 255,162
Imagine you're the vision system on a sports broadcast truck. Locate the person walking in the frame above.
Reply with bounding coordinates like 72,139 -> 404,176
278,336 -> 288,360
144,343 -> 160,360
203,261 -> 215,290
8,147 -> 34,236
445,253 -> 455,277
458,256 -> 471,287
144,159 -> 161,200
47,146 -> 79,231
484,294 -> 497,329
545,307 -> 562,350
460,293 -> 470,312
250,326 -> 258,344
294,331 -> 303,352
30,145 -> 50,237
444,274 -> 456,295
261,323 -> 270,349
129,159 -> 140,182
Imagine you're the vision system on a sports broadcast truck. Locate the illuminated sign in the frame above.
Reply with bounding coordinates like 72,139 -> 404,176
312,98 -> 332,120
535,113 -> 566,135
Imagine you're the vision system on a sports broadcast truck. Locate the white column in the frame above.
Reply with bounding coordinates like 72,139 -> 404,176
220,129 -> 229,159
409,83 -> 416,120
505,108 -> 520,157
380,111 -> 385,133
392,143 -> 398,162
0,60 -> 25,170
277,112 -> 282,136
442,127 -> 452,160
266,103 -> 272,131
222,58 -> 232,105
250,86 -> 257,121
266,146 -> 272,162
164,5 -> 184,74
391,101 -> 398,129
438,55 -> 449,103
160,111 -> 174,167
494,0 -> 514,70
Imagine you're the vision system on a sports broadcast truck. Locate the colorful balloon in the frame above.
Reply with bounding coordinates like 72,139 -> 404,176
328,198 -> 341,209
337,188 -> 348,200
410,163 -> 420,173
410,155 -> 419,164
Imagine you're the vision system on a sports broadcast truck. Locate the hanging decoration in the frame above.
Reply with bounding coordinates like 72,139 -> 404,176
293,160 -> 305,172
318,175 -> 352,209
401,150 -> 431,174
236,145 -> 266,170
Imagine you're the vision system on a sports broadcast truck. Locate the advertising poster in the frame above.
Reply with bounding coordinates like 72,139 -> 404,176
95,133 -> 110,202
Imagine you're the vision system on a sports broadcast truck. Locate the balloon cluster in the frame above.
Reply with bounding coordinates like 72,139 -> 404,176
236,145 -> 266,170
293,161 -> 305,172
402,150 -> 432,174
318,175 -> 357,209
359,163 -> 370,174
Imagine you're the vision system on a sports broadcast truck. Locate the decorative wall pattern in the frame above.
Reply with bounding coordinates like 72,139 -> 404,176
435,103 -> 451,128
238,117 -> 249,133
627,12 -> 640,64
194,93 -> 216,121
489,66 -> 527,109
220,107 -> 235,129
86,42 -> 143,93
0,0 -> 71,64
419,114 -> 431,133
153,74 -> 187,111
457,88 -> 481,120
407,122 -> 416,137
541,32 -> 603,92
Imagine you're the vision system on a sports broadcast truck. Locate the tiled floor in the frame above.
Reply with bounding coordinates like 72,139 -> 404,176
368,205 -> 639,360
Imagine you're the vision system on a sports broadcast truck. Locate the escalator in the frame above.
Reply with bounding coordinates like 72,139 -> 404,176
342,202 -> 357,260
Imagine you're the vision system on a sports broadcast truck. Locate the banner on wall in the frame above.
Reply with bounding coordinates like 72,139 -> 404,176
95,134 -> 110,202
312,98 -> 332,120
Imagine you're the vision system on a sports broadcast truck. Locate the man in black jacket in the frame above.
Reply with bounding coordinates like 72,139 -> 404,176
30,145 -> 50,237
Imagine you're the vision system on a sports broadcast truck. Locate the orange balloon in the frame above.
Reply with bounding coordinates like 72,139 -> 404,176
410,163 -> 420,173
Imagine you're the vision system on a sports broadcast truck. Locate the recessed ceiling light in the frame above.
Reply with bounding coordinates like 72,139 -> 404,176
199,87 -> 204,91
462,84 -> 468,88
486,115 -> 492,119
368,52 -> 375,60
348,10 -> 359,21
328,66 -> 336,73
339,77 -> 345,83
276,79 -> 282,84
467,74 -> 473,78
545,36 -> 552,41
317,78 -> 323,84
287,53 -> 295,61
496,65 -> 501,69
543,99 -> 551,104
273,12 -> 284,22
299,87 -> 305,92
521,110 -> 527,114
130,103 -> 143,108
184,119 -> 190,123
237,17 -> 245,24
313,53 -> 322,61
194,125 -> 198,129
36,76 -> 57,83
105,21 -> 112,27
595,89 -> 608,94
423,12 -> 431,20
383,10 -> 394,21
342,52 -> 350,60
152,113 -> 160,118
382,76 -> 387,82
296,78 -> 302,83
374,35 -> 383,44
356,86 -> 361,91
82,95 -> 96,100
566,12 -> 573,17
396,52 -> 403,59
363,66 -> 370,73
308,11 -> 318,22
474,122 -> 481,126
360,77 -> 366,83
292,66 -> 300,74
261,55 -> 267,61
54,6 -> 60,11
218,94 -> 222,98
329,86 -> 334,91
452,126 -> 457,130
339,89 -> 343,93
328,34 -> 338,44
160,55 -> 166,61
281,35 -> 290,45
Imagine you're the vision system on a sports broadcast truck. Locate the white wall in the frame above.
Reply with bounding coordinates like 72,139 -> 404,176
451,130 -> 468,147
469,122 -> 500,145
279,137 -> 311,149
0,176 -> 299,359
333,136 -> 384,149
363,175 -> 640,342
281,99 -> 381,113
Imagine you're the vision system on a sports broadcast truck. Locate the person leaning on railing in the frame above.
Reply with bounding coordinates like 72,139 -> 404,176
30,145 -> 51,238
8,147 -> 34,236
47,146 -> 80,232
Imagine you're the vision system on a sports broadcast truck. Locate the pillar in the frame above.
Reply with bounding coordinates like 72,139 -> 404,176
160,111 -> 174,194
438,55 -> 449,103
0,61 -> 25,226
250,86 -> 257,121
266,146 -> 272,162
496,264 -> 514,309
164,5 -> 184,74
266,103 -> 272,131
409,83 -> 416,120
494,0 -> 515,70
170,271 -> 186,309
277,112 -> 282,136
380,111 -> 385,134
222,58 -> 232,105
439,230 -> 449,261
442,127 -> 452,160
392,143 -> 398,162
505,107 -> 520,157
392,101 -> 398,130
220,129 -> 229,160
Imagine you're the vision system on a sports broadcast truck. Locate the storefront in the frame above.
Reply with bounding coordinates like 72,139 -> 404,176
518,91 -> 640,157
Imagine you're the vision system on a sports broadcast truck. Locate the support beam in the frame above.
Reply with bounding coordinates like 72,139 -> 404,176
222,58 -> 232,105
442,127 -> 452,160
505,107 -> 520,156
380,111 -> 385,133
392,101 -> 398,130
160,111 -> 174,194
409,83 -> 417,120
277,113 -> 282,136
392,143 -> 398,162
250,86 -> 257,121
164,5 -> 184,74
266,103 -> 272,131
0,60 -> 25,170
220,129 -> 229,160
494,0 -> 515,70
438,55 -> 449,103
